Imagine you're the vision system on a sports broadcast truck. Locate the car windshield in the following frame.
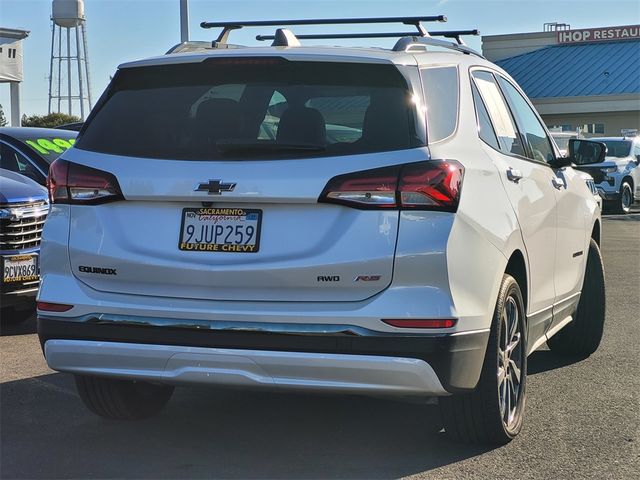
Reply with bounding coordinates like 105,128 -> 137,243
19,134 -> 77,163
601,140 -> 632,158
76,59 -> 422,160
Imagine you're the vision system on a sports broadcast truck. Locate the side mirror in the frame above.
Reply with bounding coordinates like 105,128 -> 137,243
568,139 -> 607,165
635,154 -> 640,166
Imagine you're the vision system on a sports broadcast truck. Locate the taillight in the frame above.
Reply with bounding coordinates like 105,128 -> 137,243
47,159 -> 124,205
37,301 -> 74,312
319,160 -> 464,211
382,318 -> 457,328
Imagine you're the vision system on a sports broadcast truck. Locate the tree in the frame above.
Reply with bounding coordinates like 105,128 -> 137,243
0,104 -> 7,127
21,112 -> 81,128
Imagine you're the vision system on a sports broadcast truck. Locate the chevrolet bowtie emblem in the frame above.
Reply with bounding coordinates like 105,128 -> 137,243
195,179 -> 237,195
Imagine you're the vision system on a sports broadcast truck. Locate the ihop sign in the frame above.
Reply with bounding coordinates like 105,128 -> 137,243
558,25 -> 640,44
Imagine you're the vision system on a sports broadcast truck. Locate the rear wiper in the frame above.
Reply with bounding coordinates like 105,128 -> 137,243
216,141 -> 326,154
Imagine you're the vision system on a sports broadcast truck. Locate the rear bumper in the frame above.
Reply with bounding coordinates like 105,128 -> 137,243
38,315 -> 489,394
44,340 -> 449,396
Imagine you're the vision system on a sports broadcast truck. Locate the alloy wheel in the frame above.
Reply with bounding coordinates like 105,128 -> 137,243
497,295 -> 523,429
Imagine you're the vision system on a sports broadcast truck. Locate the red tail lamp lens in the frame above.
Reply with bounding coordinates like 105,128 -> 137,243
319,160 -> 464,211
382,319 -> 457,328
47,159 -> 124,205
37,302 -> 74,312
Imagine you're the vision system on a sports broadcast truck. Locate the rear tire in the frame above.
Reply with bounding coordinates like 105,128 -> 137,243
440,274 -> 527,444
75,375 -> 174,420
547,239 -> 605,357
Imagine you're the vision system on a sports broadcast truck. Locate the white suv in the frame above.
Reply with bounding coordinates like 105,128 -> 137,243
573,136 -> 640,214
37,17 -> 606,444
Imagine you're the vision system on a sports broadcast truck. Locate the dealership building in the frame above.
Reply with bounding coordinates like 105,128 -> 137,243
482,24 -> 640,137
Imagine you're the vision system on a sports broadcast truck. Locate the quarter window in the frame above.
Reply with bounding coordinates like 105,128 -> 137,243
471,82 -> 500,150
421,66 -> 459,143
496,76 -> 555,163
471,71 -> 525,157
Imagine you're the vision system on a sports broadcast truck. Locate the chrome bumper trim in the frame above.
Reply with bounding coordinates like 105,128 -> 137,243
37,313 -> 476,337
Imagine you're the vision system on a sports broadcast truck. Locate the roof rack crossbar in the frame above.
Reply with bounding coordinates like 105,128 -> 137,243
256,31 -> 423,41
202,16 -> 447,46
255,29 -> 480,43
201,16 -> 446,30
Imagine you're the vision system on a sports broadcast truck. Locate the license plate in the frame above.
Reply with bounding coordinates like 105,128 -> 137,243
179,207 -> 262,253
2,254 -> 39,283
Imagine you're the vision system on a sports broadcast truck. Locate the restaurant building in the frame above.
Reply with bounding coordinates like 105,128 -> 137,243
482,24 -> 640,137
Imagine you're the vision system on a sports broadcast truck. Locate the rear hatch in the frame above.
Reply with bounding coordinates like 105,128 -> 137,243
64,57 -> 426,302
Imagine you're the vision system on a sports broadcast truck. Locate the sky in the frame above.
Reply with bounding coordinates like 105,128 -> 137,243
2,0 -> 640,119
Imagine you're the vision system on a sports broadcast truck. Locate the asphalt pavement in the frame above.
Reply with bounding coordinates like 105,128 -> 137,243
1,213 -> 638,479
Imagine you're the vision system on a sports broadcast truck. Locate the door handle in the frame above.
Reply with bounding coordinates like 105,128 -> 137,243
552,176 -> 566,190
506,168 -> 523,183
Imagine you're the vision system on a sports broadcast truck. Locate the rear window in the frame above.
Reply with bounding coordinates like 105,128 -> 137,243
11,133 -> 77,163
77,59 -> 422,160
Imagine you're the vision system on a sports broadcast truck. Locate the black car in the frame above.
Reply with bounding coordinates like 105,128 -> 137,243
0,127 -> 78,186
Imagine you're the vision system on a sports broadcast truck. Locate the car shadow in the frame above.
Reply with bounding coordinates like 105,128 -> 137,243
527,349 -> 587,375
1,372 -> 497,479
0,312 -> 37,336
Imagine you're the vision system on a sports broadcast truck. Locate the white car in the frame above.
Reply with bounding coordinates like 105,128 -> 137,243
573,136 -> 640,213
37,17 -> 606,444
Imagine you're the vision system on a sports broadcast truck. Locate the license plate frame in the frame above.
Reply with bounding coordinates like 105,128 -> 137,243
2,253 -> 39,284
178,207 -> 263,253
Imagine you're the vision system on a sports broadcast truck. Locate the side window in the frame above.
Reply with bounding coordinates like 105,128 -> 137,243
471,82 -> 500,150
497,76 -> 556,163
0,143 -> 28,173
471,71 -> 526,157
258,90 -> 287,140
421,66 -> 459,142
0,143 -> 42,183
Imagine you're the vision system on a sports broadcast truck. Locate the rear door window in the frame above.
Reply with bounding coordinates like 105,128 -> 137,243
421,66 -> 459,143
77,60 -> 422,160
496,76 -> 555,163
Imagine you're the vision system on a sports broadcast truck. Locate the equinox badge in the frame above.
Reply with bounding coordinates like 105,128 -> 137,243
195,179 -> 236,195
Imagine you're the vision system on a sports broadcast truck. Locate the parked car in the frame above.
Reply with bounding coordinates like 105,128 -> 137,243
572,136 -> 640,213
0,127 -> 78,186
1,169 -> 49,324
37,17 -> 607,445
550,131 -> 582,157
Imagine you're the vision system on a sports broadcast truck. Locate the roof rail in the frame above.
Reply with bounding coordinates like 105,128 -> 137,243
393,32 -> 484,58
200,16 -> 447,46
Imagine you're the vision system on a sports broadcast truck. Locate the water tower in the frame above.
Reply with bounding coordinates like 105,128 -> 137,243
47,0 -> 92,119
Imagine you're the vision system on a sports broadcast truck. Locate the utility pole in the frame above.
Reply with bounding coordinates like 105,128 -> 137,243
180,0 -> 189,43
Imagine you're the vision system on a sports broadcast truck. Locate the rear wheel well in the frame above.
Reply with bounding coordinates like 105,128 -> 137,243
591,220 -> 601,246
505,250 -> 528,312
621,176 -> 634,195
621,175 -> 634,188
